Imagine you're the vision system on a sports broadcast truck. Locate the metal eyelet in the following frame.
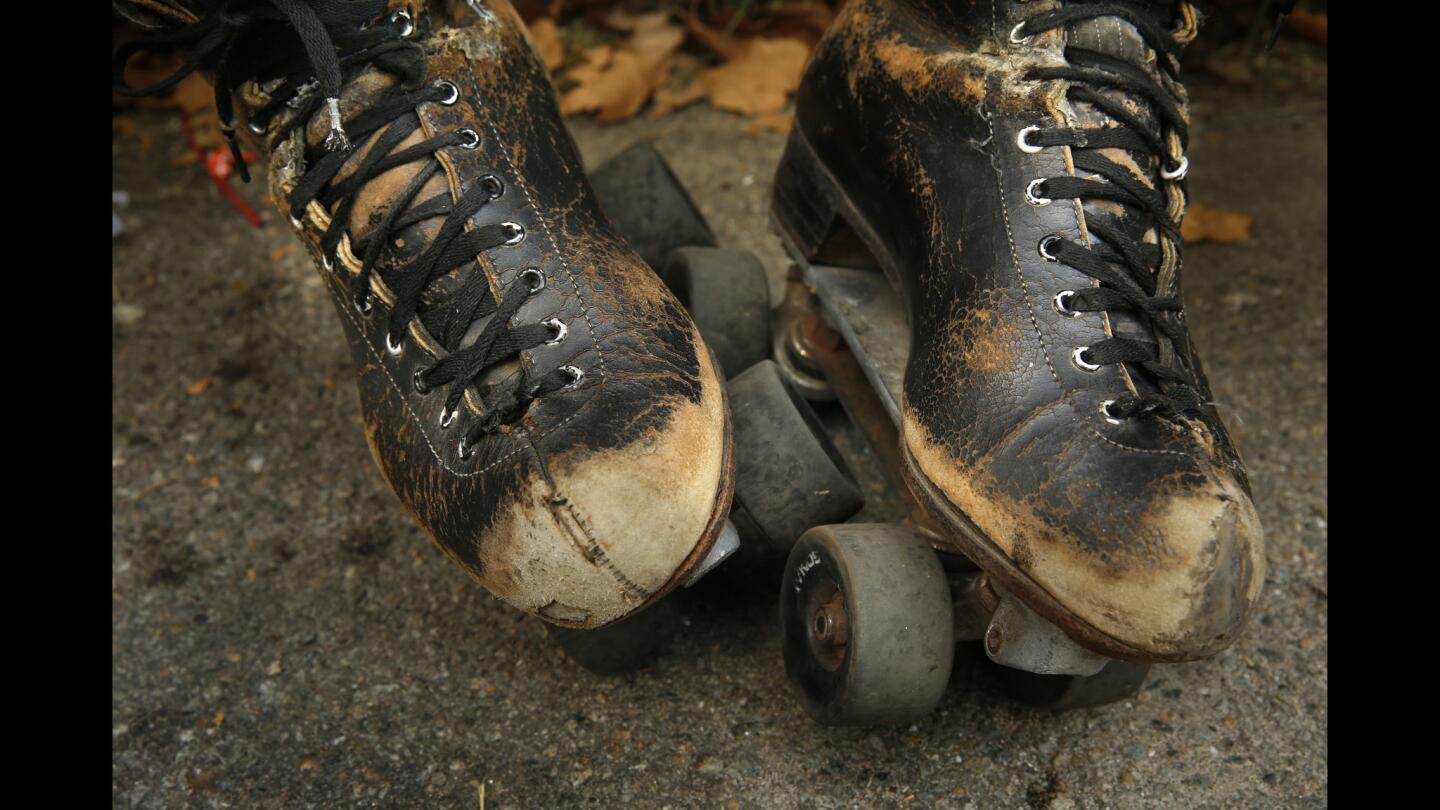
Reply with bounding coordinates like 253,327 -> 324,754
412,368 -> 431,394
1009,22 -> 1032,45
542,318 -> 567,345
1160,155 -> 1189,181
1017,125 -> 1044,154
519,267 -> 545,293
1100,399 -> 1124,425
353,294 -> 374,317
480,175 -> 504,199
1053,290 -> 1081,318
386,332 -> 404,357
247,120 -> 267,136
289,214 -> 305,229
456,128 -> 480,149
1071,346 -> 1102,372
321,252 -> 334,271
390,9 -> 414,37
560,365 -> 585,390
502,222 -> 526,246
1038,234 -> 1064,262
435,80 -> 459,106
439,404 -> 459,429
457,437 -> 474,460
1025,178 -> 1052,206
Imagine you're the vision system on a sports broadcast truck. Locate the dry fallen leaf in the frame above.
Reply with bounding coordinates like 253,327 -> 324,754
1182,204 -> 1253,245
185,378 -> 213,396
270,244 -> 298,262
558,13 -> 684,124
1285,10 -> 1327,46
743,111 -> 794,136
175,73 -> 223,149
527,17 -> 565,71
561,47 -> 653,122
700,37 -> 811,117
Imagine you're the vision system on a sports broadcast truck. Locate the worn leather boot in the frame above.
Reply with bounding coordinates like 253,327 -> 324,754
115,0 -> 735,628
772,0 -> 1263,662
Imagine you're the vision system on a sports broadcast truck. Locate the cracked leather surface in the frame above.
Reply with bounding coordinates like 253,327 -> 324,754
241,0 -> 734,628
781,0 -> 1263,661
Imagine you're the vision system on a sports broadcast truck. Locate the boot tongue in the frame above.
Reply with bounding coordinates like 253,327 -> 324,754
1061,8 -> 1177,395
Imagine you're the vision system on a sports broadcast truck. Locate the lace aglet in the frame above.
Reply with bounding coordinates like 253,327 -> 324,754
322,97 -> 350,151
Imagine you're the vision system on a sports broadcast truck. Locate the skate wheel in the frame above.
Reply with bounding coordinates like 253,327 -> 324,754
996,659 -> 1151,710
781,524 -> 954,725
728,360 -> 862,551
590,142 -> 716,276
664,247 -> 772,379
545,597 -> 679,675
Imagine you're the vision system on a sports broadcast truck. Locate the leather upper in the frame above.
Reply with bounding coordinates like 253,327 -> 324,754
247,0 -> 733,627
791,0 -> 1263,660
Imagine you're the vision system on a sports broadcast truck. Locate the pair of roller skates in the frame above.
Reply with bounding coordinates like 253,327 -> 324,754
114,0 -> 1263,726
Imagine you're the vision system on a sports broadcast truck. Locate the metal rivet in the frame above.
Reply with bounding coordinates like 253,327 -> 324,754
542,318 -> 567,345
1017,125 -> 1044,154
519,267 -> 545,292
390,9 -> 414,37
1038,234 -> 1064,262
1100,399 -> 1124,425
1025,178 -> 1052,206
1053,290 -> 1082,318
1161,155 -> 1189,181
1072,346 -> 1101,372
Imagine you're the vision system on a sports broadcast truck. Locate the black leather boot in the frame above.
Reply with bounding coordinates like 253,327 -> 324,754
114,0 -> 735,628
772,0 -> 1262,662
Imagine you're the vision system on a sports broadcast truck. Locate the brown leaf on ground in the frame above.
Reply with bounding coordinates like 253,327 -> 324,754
760,1 -> 835,47
1182,204 -> 1253,244
743,112 -> 794,136
558,13 -> 683,124
700,37 -> 811,117
684,17 -> 746,60
560,47 -> 655,122
175,73 -> 224,149
185,378 -> 213,396
651,80 -> 706,119
527,17 -> 565,71
1201,58 -> 1252,86
1285,10 -> 1327,46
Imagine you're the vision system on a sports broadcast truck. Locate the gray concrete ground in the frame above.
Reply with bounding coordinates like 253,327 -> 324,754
112,61 -> 1327,808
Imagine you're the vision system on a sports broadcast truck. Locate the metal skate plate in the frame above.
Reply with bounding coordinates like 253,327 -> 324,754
803,264 -> 908,428
683,520 -> 741,587
984,594 -> 1109,677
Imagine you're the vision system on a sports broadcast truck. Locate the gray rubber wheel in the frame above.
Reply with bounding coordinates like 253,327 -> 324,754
590,142 -> 716,276
729,361 -> 863,551
664,247 -> 772,379
997,659 -> 1151,710
781,524 -> 954,725
545,597 -> 680,676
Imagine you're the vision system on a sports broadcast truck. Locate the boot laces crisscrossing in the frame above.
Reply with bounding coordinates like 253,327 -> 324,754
1011,1 -> 1203,423
113,1 -> 580,457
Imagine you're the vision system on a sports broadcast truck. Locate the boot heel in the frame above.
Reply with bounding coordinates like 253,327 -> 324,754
771,130 -> 875,269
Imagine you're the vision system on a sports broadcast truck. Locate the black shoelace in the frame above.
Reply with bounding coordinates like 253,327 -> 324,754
114,1 -> 578,454
1013,2 -> 1203,421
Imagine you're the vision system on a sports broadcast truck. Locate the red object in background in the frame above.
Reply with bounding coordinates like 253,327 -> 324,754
179,108 -> 263,227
